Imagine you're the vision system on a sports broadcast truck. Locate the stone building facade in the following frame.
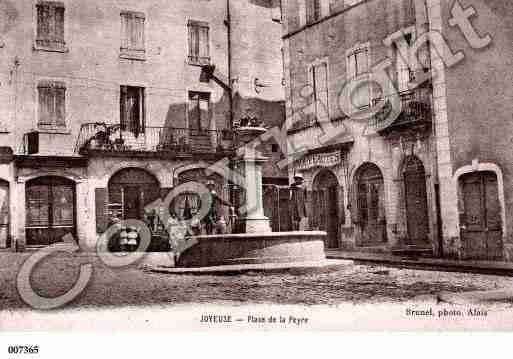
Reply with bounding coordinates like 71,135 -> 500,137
282,0 -> 513,260
0,0 -> 285,251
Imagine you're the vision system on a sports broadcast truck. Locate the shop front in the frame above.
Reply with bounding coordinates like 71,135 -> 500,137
25,176 -> 76,246
294,148 -> 347,249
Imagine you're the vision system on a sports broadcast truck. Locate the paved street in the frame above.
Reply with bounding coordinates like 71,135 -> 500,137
1,252 -> 513,310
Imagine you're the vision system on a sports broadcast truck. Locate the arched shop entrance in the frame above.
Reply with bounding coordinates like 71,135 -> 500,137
106,168 -> 163,252
108,168 -> 160,221
312,170 -> 341,249
0,180 -> 9,248
355,163 -> 386,245
402,156 -> 430,245
174,168 -> 232,233
26,176 -> 76,246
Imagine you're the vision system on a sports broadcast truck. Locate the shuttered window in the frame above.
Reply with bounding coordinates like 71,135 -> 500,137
309,62 -> 329,122
120,86 -> 145,137
36,2 -> 65,51
120,11 -> 146,60
188,20 -> 210,65
395,33 -> 416,92
188,92 -> 210,131
306,0 -> 321,24
347,46 -> 370,108
38,82 -> 66,128
347,48 -> 369,78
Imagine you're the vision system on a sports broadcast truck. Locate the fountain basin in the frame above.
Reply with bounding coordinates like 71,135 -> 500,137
177,231 -> 327,267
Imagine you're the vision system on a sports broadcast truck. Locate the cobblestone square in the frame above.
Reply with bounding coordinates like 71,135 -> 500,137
2,252 -> 513,310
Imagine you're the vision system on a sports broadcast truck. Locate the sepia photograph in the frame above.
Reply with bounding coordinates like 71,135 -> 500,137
0,0 -> 512,346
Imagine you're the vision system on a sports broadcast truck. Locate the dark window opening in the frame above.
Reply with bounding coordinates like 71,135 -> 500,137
120,86 -> 145,137
188,91 -> 211,131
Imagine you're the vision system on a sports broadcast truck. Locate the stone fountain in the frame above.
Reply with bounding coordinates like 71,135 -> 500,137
175,126 -> 328,268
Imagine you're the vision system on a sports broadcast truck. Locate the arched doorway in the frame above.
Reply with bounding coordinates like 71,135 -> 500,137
108,168 -> 160,221
403,156 -> 430,245
0,180 -> 9,248
174,168 -> 228,226
459,171 -> 503,260
355,163 -> 386,245
26,176 -> 76,246
312,170 -> 340,249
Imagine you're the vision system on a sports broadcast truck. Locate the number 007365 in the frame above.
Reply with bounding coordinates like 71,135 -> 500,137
7,346 -> 39,354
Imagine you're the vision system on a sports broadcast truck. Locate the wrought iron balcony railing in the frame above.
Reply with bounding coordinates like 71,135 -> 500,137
75,123 -> 234,156
369,86 -> 432,133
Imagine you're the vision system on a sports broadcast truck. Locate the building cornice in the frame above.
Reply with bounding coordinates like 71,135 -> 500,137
283,0 -> 372,40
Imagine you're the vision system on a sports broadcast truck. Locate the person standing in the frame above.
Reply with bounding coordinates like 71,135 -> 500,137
203,180 -> 234,235
290,174 -> 308,231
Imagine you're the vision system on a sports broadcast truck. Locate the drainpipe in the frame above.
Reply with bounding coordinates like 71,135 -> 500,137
225,0 -> 233,130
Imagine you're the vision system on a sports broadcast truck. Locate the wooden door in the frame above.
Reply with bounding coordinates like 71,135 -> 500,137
403,157 -> 430,245
124,186 -> 141,219
26,177 -> 76,246
358,165 -> 386,245
460,171 -> 503,260
313,170 -> 340,249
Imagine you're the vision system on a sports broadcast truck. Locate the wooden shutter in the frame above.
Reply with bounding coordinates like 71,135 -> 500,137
38,86 -> 52,125
199,25 -> 209,61
120,86 -> 127,130
121,14 -> 129,49
135,16 -> 145,50
37,4 -> 50,40
188,23 -> 198,58
314,63 -> 328,122
55,6 -> 65,43
55,87 -> 66,127
306,0 -> 320,23
95,188 -> 108,234
314,0 -> 321,20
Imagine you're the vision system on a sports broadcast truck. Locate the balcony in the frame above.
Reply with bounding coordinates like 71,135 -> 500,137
369,85 -> 432,135
75,123 -> 234,158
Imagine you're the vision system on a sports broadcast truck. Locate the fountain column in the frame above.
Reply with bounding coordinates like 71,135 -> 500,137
235,127 -> 271,233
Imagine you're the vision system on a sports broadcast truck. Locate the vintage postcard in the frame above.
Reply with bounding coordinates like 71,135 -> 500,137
0,0 -> 512,340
